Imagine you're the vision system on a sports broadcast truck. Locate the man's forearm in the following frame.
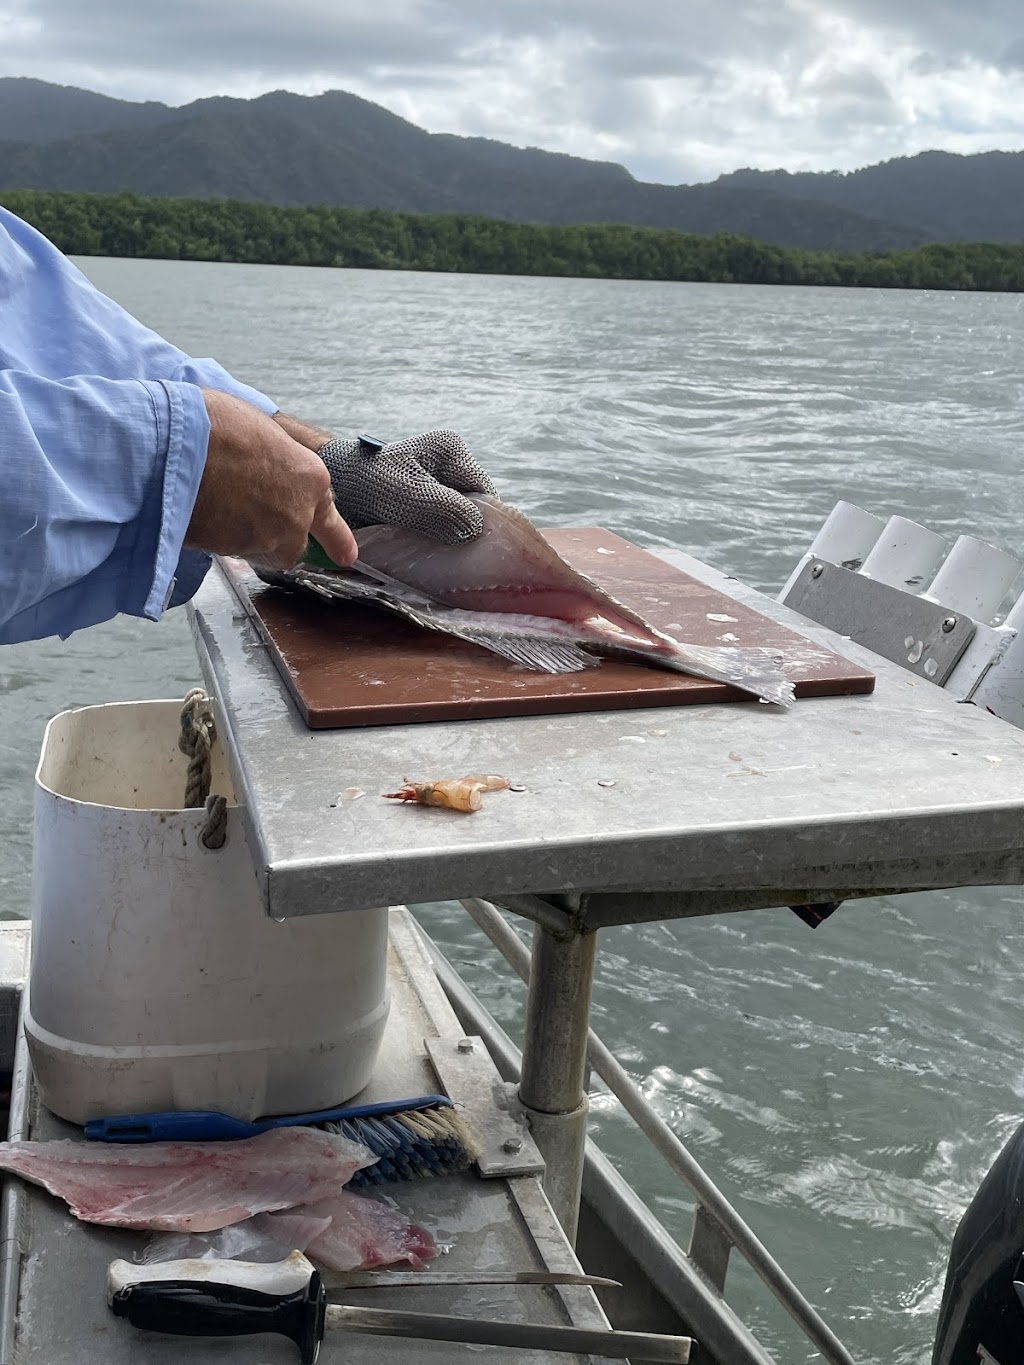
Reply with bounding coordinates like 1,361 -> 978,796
272,411 -> 336,452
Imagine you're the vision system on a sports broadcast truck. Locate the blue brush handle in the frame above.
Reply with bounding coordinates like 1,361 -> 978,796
86,1112 -> 261,1142
85,1095 -> 451,1144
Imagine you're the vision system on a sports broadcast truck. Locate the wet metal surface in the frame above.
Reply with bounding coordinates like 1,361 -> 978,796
189,554 -> 1024,922
1,913 -> 606,1364
783,558 -> 975,685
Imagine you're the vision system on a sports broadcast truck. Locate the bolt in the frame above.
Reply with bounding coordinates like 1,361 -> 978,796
502,1136 -> 523,1154
810,563 -> 824,579
941,616 -> 957,633
457,1037 -> 474,1053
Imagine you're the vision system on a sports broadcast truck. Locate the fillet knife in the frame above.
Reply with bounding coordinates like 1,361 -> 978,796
107,1252 -> 693,1363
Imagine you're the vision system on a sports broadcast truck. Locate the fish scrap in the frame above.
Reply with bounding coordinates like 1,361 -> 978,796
0,1128 -> 438,1271
0,1127 -> 374,1233
255,1193 -> 437,1270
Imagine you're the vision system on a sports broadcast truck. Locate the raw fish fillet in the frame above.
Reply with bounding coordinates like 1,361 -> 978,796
253,1191 -> 437,1270
286,497 -> 794,708
0,1128 -> 375,1233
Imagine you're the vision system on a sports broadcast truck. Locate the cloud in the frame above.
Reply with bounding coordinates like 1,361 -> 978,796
999,37 -> 1024,71
586,44 -> 711,84
826,0 -> 1024,63
0,0 -> 466,81
1,0 -> 1024,182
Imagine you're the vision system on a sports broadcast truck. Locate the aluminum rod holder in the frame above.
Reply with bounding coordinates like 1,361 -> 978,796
778,499 -> 885,600
860,514 -> 947,592
923,534 -> 1021,623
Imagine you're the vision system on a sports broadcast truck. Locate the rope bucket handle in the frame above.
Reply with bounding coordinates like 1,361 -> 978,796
178,688 -> 228,850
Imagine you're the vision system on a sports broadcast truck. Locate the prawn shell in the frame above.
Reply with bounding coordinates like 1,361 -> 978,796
459,774 -> 510,792
424,780 -> 483,812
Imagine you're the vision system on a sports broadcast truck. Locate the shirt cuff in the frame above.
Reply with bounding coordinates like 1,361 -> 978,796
171,357 -> 278,416
167,549 -> 213,609
140,379 -> 211,622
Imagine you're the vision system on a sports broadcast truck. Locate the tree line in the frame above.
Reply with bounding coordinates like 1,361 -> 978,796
5,188 -> 1024,292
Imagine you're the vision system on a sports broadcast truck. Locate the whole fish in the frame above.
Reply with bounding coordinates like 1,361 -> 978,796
283,497 -> 794,708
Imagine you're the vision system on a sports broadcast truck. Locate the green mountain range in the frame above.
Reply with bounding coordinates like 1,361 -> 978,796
1,77 -> 1020,252
713,155 -> 1024,246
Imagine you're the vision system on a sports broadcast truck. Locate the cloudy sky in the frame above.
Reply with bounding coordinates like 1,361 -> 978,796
2,0 -> 1024,183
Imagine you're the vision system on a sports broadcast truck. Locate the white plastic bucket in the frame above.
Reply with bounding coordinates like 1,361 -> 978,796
25,699 -> 390,1125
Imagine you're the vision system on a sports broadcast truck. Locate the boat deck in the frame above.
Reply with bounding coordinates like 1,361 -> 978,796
0,913 -> 616,1364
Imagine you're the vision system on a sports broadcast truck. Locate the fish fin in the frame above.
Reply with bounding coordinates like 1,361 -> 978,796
666,644 -> 795,709
449,630 -> 597,674
289,570 -> 596,674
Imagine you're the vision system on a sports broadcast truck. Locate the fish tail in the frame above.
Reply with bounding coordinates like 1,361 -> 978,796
665,644 -> 795,709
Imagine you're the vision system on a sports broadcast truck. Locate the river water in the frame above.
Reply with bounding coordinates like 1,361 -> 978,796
5,258 -> 1024,1363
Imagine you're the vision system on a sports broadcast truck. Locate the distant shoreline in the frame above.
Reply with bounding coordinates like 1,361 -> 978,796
5,188 -> 1023,293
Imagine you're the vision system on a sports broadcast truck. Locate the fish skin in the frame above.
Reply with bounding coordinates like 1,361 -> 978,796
294,568 -> 601,675
355,499 -> 645,626
254,1192 -> 437,1271
287,497 -> 794,708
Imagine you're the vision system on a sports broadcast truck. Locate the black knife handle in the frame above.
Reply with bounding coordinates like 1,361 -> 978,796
110,1274 -> 326,1364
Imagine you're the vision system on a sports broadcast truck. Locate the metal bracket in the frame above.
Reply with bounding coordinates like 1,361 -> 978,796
490,893 -> 580,939
688,1205 -> 732,1294
425,1034 -> 545,1179
783,559 -> 976,685
947,622 -> 1018,702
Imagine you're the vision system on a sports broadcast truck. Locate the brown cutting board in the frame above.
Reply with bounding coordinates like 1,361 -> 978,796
221,529 -> 874,729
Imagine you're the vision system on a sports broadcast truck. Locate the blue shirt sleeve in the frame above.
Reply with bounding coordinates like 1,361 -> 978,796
0,372 -> 211,643
0,205 -> 280,641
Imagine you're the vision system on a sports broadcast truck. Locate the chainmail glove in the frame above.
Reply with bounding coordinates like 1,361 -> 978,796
319,430 -> 498,543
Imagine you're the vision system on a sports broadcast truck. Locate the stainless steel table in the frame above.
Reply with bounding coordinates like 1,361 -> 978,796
189,549 -> 1024,1277
191,554 -> 1024,925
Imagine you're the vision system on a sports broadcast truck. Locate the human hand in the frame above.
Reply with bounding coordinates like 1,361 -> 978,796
318,430 -> 498,543
185,390 -> 358,569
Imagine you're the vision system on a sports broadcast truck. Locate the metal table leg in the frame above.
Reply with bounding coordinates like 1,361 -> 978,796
461,897 -> 857,1365
517,921 -> 597,1244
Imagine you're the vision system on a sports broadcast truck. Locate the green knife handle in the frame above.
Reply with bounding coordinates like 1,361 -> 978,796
303,536 -> 343,570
